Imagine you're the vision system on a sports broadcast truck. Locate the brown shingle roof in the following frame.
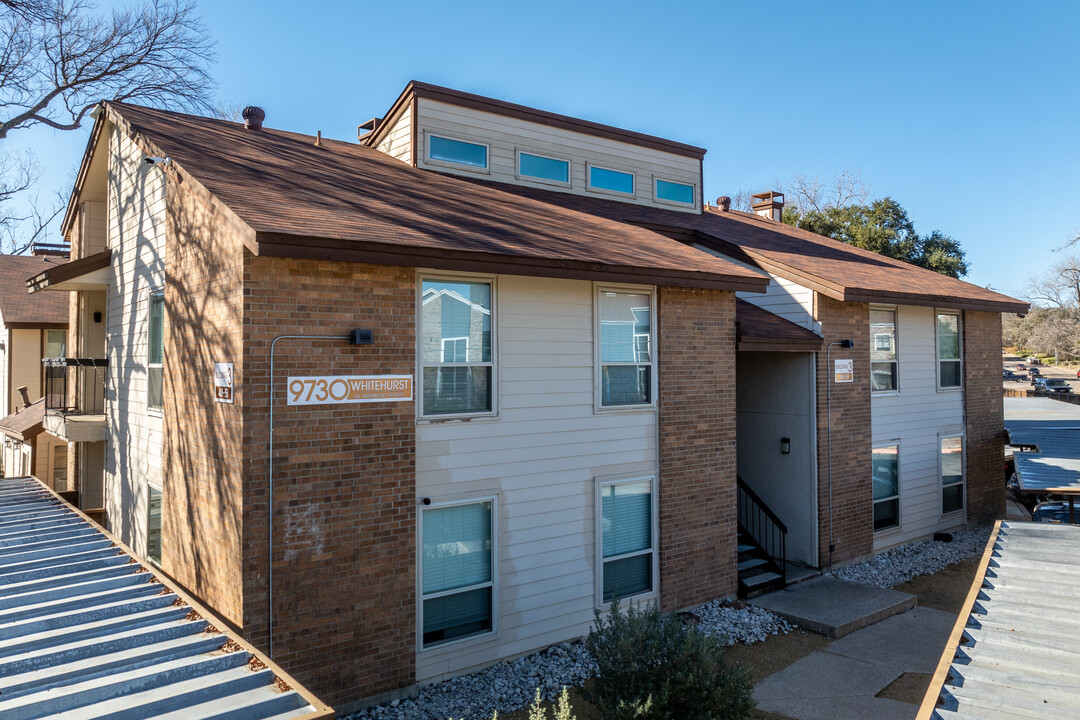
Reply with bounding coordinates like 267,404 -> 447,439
102,103 -> 766,293
0,397 -> 44,441
0,255 -> 69,326
736,299 -> 823,352
479,184 -> 1028,313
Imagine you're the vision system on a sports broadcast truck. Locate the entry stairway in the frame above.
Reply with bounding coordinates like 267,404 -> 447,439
736,477 -> 787,598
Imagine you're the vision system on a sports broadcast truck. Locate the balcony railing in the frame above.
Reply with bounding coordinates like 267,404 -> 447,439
43,358 -> 108,415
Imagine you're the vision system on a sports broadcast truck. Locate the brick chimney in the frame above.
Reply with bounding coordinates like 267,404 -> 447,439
751,191 -> 784,222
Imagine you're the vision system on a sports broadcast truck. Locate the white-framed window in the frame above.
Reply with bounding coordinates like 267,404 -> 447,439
419,275 -> 495,417
870,308 -> 898,392
596,286 -> 654,408
44,328 -> 67,396
147,484 -> 162,565
425,132 -> 489,172
872,443 -> 900,531
597,476 -> 657,604
516,150 -> 570,186
51,443 -> 68,493
940,435 -> 964,515
936,311 -> 962,389
147,290 -> 164,410
420,498 -> 495,649
587,163 -> 635,196
654,177 -> 695,206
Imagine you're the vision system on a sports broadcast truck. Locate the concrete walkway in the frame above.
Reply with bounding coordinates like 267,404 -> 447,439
750,576 -> 916,638
752,605 -> 956,720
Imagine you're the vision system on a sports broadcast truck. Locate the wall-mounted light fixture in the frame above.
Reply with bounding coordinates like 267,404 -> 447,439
350,329 -> 374,345
781,438 -> 791,454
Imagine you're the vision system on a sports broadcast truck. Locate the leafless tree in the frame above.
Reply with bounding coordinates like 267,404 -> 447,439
1024,255 -> 1080,314
0,0 -> 214,253
780,169 -> 870,215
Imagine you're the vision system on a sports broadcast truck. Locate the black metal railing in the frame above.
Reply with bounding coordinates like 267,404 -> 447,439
43,358 -> 108,415
736,476 -> 787,578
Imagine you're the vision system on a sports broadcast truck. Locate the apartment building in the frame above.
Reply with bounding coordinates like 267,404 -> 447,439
27,81 -> 1025,709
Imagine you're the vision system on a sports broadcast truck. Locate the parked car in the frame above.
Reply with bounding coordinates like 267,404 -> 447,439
1033,499 -> 1080,524
1028,366 -> 1042,379
1027,356 -> 1041,365
1003,370 -> 1025,382
1033,377 -> 1073,395
1016,363 -> 1027,371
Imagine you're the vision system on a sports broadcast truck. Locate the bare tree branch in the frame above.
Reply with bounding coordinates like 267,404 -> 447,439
0,0 -> 216,140
0,0 -> 213,254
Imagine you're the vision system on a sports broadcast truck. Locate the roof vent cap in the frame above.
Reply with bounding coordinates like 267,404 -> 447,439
242,106 -> 265,130
716,196 -> 732,212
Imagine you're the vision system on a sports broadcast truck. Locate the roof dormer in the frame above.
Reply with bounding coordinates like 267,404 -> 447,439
361,82 -> 705,214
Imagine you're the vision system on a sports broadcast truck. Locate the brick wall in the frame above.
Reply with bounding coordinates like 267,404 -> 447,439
814,295 -> 872,566
964,311 -> 1005,524
162,177 -> 247,625
657,287 -> 737,609
241,256 -> 416,706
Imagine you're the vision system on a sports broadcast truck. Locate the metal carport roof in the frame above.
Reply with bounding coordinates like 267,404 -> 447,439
0,477 -> 333,720
918,521 -> 1080,719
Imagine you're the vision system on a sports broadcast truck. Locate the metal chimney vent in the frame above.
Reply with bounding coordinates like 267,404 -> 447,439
243,106 -> 265,130
715,196 -> 732,212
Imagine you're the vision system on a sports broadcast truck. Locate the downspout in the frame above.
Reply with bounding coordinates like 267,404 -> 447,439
267,334 -> 350,659
825,339 -> 853,571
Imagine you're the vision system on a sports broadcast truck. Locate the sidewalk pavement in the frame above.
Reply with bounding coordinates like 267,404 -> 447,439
752,605 -> 956,720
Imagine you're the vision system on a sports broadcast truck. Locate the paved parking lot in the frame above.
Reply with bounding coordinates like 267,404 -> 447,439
1002,352 -> 1079,393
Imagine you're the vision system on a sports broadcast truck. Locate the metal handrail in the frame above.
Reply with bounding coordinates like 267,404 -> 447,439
43,357 -> 108,414
736,475 -> 787,578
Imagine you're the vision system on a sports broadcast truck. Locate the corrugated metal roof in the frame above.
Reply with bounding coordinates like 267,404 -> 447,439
919,521 -> 1080,720
0,477 -> 332,720
1005,398 -> 1080,494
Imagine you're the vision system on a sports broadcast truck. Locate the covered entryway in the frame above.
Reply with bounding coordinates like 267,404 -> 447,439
734,300 -> 823,595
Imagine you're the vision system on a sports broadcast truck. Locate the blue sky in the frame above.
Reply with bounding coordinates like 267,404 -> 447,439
11,0 -> 1079,299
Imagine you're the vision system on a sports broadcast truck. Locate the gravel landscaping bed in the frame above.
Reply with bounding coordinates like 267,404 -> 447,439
833,525 -> 992,589
345,603 -> 790,720
349,529 -> 987,719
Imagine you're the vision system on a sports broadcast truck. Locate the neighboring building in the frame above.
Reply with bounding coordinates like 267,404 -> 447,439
27,81 -> 1026,710
0,253 -> 69,418
0,253 -> 71,490
0,397 -> 69,491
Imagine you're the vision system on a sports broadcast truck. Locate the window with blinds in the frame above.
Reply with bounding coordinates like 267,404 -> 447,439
599,478 -> 654,603
421,500 -> 494,648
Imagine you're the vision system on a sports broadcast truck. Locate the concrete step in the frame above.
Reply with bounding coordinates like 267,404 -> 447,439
743,571 -> 783,588
749,575 -> 916,638
737,557 -> 769,572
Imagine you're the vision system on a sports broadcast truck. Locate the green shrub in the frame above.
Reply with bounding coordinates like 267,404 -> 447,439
528,687 -> 576,720
448,686 -> 577,720
584,599 -> 754,720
